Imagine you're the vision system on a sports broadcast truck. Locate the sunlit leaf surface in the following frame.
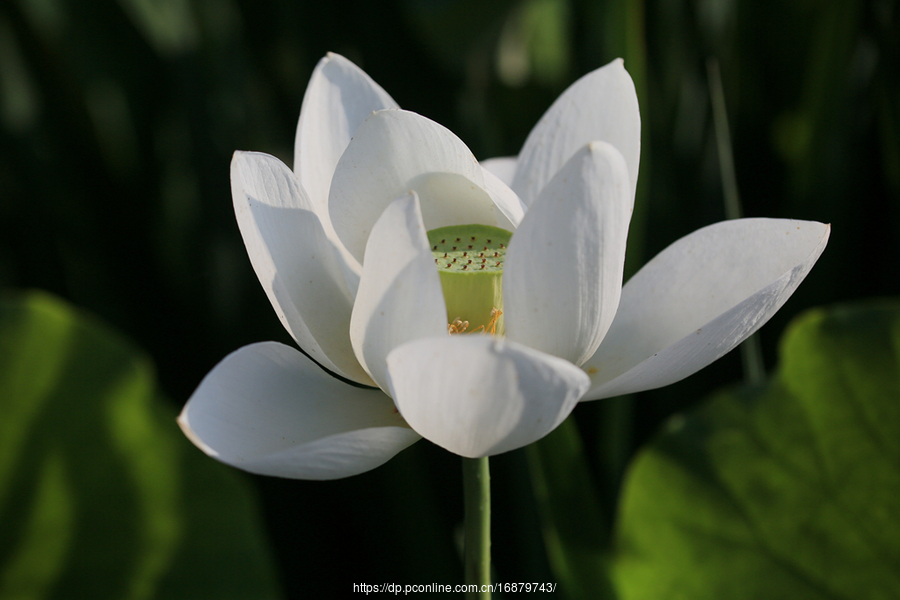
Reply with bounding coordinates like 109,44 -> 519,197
614,301 -> 900,599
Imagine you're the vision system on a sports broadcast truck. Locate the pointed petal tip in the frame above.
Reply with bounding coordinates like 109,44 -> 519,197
512,56 -> 640,207
321,52 -> 357,67
581,217 -> 831,400
231,149 -> 261,172
585,140 -> 630,174
295,51 -> 398,212
177,411 -> 220,459
180,342 -> 420,480
793,219 -> 830,258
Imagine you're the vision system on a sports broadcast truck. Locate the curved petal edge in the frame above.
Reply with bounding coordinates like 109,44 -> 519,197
329,109 -> 497,262
294,52 -> 398,214
505,141 -> 632,366
349,193 -> 448,392
231,151 -> 371,385
179,342 -> 419,480
582,219 -> 830,400
511,58 -> 641,207
386,336 -> 589,457
481,156 -> 518,186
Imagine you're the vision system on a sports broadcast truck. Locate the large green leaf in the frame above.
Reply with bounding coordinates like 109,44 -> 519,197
0,291 -> 281,600
613,301 -> 900,599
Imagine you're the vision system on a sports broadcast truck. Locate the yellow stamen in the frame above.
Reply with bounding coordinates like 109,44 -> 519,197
448,317 -> 470,334
448,307 -> 503,336
487,307 -> 502,336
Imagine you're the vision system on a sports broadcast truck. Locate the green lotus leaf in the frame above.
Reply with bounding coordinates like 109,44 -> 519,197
0,291 -> 281,600
614,301 -> 900,599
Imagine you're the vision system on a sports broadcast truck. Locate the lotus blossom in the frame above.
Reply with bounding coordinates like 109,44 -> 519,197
178,53 -> 829,480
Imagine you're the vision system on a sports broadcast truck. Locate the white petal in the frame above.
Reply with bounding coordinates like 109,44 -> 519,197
582,219 -> 831,400
386,336 -> 589,457
293,53 -> 398,214
178,342 -> 419,480
482,164 -> 526,230
329,109 -> 501,262
481,156 -> 518,186
511,59 -> 641,207
231,151 -> 371,385
504,142 -> 633,366
349,193 -> 448,392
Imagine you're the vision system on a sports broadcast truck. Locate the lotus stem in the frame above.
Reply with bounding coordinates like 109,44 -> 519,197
463,456 -> 491,598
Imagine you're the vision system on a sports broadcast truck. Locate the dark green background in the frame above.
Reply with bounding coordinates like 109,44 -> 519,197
1,0 -> 897,596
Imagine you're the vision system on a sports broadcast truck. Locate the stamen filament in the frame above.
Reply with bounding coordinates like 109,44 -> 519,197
447,307 -> 503,336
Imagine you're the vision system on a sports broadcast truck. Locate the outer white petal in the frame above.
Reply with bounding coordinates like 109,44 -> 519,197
329,109 -> 503,262
178,342 -> 419,480
482,164 -> 526,230
504,142 -> 633,366
294,52 -> 398,214
232,151 -> 372,385
481,156 -> 518,186
349,193 -> 448,392
582,219 -> 831,400
511,59 -> 640,207
386,336 -> 589,458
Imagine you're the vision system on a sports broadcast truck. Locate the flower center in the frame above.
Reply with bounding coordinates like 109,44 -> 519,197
427,224 -> 512,336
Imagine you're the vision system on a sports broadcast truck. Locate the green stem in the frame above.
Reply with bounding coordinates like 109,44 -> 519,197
463,456 -> 491,599
707,58 -> 743,222
708,57 -> 766,387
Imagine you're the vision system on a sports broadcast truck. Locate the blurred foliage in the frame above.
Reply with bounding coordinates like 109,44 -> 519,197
0,291 -> 280,599
527,419 -> 615,600
613,301 -> 900,599
0,0 -> 897,595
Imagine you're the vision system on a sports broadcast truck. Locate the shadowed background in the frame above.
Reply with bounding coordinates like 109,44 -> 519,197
1,0 -> 897,597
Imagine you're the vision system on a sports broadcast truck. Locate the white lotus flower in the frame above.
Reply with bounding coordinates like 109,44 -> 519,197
178,53 -> 829,480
